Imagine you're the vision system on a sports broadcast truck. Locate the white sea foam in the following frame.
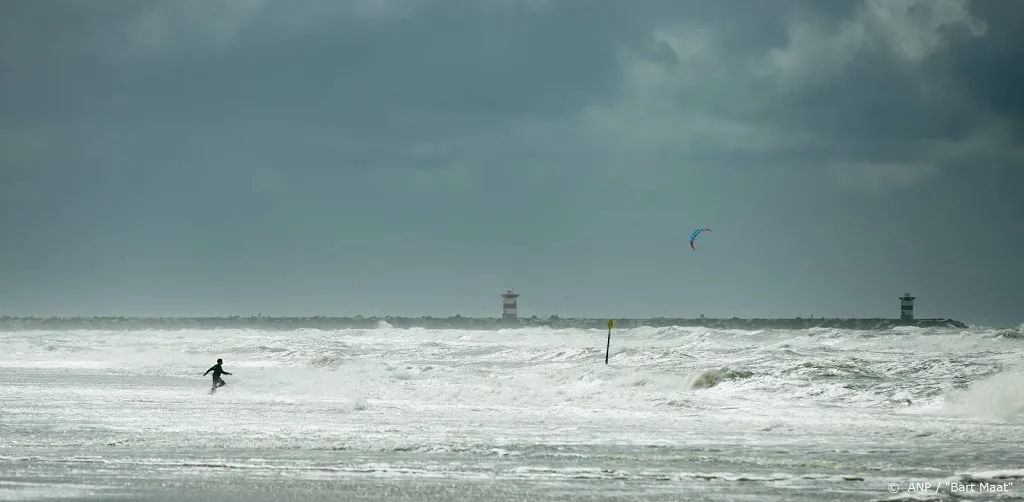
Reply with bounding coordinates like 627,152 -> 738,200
1,326 -> 1022,501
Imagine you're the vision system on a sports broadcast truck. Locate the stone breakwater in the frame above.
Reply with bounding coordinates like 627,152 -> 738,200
0,315 -> 968,331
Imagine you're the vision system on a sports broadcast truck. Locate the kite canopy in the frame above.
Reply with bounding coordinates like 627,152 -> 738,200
689,227 -> 711,250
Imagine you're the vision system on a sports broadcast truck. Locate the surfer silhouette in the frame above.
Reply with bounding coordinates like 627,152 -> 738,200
203,358 -> 231,389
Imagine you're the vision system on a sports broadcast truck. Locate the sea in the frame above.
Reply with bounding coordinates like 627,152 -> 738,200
1,323 -> 1022,501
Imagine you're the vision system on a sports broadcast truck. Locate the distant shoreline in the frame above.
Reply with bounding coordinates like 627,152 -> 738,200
0,315 -> 969,331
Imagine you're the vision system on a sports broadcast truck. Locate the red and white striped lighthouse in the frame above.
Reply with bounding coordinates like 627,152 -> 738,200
501,289 -> 519,319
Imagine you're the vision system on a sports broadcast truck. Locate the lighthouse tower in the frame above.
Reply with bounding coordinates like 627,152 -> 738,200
501,289 -> 519,319
899,293 -> 915,321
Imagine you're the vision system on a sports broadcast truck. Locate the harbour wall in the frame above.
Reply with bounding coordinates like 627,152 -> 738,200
0,315 -> 968,331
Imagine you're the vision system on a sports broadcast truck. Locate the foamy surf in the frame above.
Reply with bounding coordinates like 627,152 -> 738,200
1,325 -> 1022,501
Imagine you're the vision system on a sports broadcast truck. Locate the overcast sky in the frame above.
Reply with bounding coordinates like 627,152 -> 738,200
1,0 -> 1021,326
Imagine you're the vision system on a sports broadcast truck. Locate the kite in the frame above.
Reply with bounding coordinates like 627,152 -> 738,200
689,227 -> 711,250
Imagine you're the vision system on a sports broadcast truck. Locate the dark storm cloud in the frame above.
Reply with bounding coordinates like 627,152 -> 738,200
577,0 -> 1019,187
0,0 -> 1020,323
3,0 -> 1014,180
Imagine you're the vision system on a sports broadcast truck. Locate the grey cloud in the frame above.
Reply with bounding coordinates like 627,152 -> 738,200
0,0 -> 1021,322
0,0 -> 1016,203
575,0 -> 1017,191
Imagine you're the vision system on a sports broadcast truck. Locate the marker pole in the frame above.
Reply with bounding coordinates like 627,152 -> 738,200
605,319 -> 614,364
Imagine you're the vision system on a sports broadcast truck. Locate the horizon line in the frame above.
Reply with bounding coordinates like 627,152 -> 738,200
0,314 -> 958,320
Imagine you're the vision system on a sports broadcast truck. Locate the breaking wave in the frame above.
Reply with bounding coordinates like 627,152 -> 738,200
1,325 -> 1022,421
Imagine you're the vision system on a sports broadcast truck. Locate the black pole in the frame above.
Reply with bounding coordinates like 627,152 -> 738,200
605,319 -> 613,364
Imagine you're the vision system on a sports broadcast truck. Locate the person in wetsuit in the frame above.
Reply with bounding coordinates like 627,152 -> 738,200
203,358 -> 231,389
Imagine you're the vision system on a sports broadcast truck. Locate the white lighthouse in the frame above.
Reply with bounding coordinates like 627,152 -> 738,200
899,292 -> 915,321
501,289 -> 519,319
